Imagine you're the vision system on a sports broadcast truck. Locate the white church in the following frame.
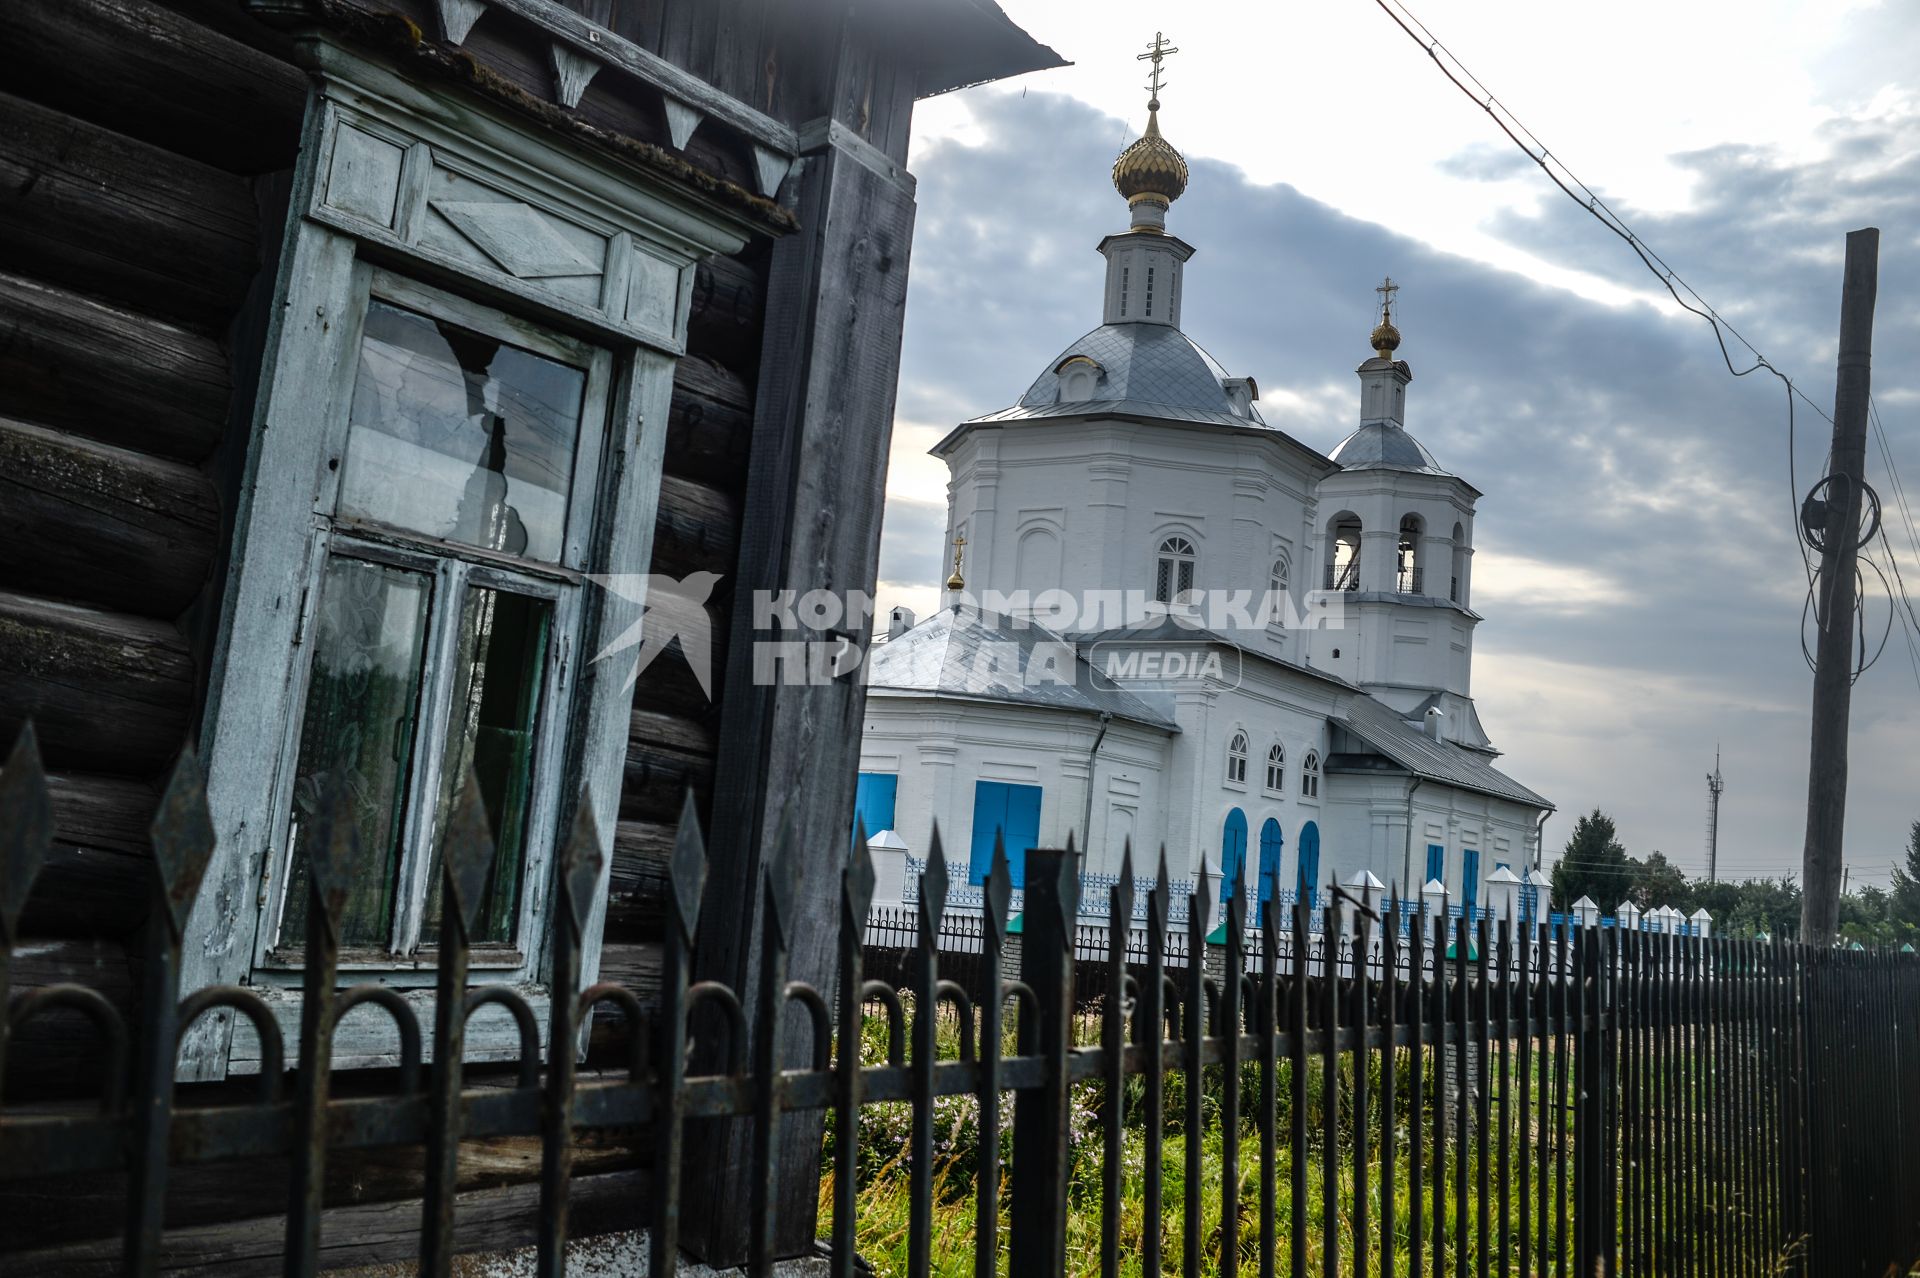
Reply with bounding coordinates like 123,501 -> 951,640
856,84 -> 1552,923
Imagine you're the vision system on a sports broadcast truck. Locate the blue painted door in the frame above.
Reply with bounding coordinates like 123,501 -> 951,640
852,772 -> 897,846
1219,808 -> 1248,900
1258,819 -> 1283,924
1462,847 -> 1481,918
1297,821 -> 1321,908
969,781 -> 1042,886
1426,843 -> 1445,887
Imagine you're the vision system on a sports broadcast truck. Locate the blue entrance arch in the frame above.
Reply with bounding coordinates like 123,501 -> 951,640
1219,808 -> 1248,900
1258,819 -> 1283,924
1297,820 -> 1321,909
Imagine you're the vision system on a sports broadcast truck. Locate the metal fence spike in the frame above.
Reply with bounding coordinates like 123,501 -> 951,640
1113,838 -> 1135,929
0,721 -> 52,945
846,823 -> 875,927
985,830 -> 1010,941
440,762 -> 497,939
561,791 -> 604,938
1055,842 -> 1079,942
1155,845 -> 1171,906
921,835 -> 949,927
305,771 -> 363,933
669,788 -> 707,946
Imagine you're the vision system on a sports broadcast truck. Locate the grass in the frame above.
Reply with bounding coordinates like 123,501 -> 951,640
817,1005 -> 1584,1276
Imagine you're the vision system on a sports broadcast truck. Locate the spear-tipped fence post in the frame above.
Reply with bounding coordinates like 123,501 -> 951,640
907,826 -> 947,1278
0,723 -> 52,1102
421,769 -> 497,1278
286,776 -> 362,1278
125,747 -> 215,1276
1099,840 -> 1135,1278
975,829 -> 1012,1278
1184,856 -> 1212,1278
650,791 -> 709,1278
537,795 -> 604,1278
1009,842 -> 1076,1278
747,804 -> 798,1277
829,817 -> 872,1278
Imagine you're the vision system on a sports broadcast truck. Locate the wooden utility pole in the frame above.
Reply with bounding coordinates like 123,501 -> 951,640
1800,226 -> 1879,946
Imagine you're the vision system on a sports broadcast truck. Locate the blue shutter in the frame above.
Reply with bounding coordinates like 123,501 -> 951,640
1003,784 -> 1041,888
1219,808 -> 1248,901
969,781 -> 1041,887
1462,848 -> 1481,918
1297,821 -> 1321,908
851,773 -> 897,846
1258,819 -> 1284,925
1426,843 -> 1445,886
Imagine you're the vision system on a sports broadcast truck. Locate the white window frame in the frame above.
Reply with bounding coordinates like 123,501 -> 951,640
175,41 -> 756,1080
1264,743 -> 1285,795
1267,555 -> 1290,636
1226,731 -> 1249,786
1156,536 -> 1197,604
1301,750 -> 1322,799
254,271 -> 612,974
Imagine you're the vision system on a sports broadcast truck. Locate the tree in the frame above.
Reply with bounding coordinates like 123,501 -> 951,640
1630,850 -> 1690,911
1890,820 -> 1920,935
1551,810 -> 1632,911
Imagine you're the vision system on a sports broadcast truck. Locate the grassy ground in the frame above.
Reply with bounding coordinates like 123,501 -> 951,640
818,1007 -> 1577,1276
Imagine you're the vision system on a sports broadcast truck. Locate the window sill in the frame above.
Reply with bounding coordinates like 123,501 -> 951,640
261,946 -> 529,973
224,981 -> 555,1075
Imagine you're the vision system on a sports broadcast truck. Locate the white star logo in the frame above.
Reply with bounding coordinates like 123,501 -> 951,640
587,571 -> 723,699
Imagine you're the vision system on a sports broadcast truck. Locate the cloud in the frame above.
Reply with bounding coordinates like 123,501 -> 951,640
879,85 -> 1920,881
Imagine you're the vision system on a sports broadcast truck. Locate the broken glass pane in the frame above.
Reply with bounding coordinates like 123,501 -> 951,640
340,300 -> 586,563
282,557 -> 432,949
420,587 -> 551,946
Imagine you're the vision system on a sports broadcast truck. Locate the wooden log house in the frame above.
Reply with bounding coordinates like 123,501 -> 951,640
0,0 -> 1060,1267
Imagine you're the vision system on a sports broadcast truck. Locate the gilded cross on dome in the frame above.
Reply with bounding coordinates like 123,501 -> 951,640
1371,276 -> 1403,358
1137,31 -> 1178,107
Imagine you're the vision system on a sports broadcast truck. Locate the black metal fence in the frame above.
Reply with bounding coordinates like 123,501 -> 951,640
2,722 -> 1919,1277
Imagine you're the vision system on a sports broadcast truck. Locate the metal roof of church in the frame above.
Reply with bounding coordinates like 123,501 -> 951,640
968,322 -> 1265,430
1326,420 -> 1456,478
866,607 -> 1180,731
1332,695 -> 1553,809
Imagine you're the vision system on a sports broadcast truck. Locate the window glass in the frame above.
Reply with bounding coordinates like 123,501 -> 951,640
420,587 -> 552,945
282,557 -> 433,948
340,301 -> 586,562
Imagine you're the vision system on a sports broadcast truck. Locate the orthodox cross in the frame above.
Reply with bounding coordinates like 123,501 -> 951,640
946,531 -> 967,590
1138,32 -> 1178,105
1376,275 -> 1399,323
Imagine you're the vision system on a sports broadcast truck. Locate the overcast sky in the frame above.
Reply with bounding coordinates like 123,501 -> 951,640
874,0 -> 1920,890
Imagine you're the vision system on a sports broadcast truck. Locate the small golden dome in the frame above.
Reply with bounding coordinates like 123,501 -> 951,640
1112,102 -> 1189,208
1370,320 -> 1402,359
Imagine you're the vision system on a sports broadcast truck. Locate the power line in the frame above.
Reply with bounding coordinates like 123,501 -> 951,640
1367,0 -> 1920,690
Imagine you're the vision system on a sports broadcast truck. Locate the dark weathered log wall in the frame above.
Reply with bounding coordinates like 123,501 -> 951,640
0,0 -> 784,1257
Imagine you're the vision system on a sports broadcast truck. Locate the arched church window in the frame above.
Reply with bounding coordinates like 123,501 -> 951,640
1155,536 -> 1196,603
1226,731 -> 1248,785
1325,514 -> 1361,592
1265,743 -> 1285,794
1145,265 -> 1156,317
1301,750 -> 1321,798
1451,521 -> 1468,604
1267,555 -> 1290,631
1398,514 -> 1425,595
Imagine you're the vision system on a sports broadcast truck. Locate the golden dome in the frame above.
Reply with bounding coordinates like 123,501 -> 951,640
1370,320 -> 1402,359
1111,102 -> 1189,208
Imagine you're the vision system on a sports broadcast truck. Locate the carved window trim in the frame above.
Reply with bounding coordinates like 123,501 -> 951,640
178,39 -> 755,1081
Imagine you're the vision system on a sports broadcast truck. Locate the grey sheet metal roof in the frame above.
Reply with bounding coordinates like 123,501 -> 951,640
969,323 -> 1262,430
1332,695 -> 1553,809
1064,618 -> 1359,693
867,608 -> 1180,731
1326,421 -> 1458,479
